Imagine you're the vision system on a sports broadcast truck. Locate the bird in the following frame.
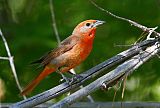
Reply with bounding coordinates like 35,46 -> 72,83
20,19 -> 105,95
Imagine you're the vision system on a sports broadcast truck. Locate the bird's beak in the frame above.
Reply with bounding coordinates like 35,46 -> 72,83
93,20 -> 105,27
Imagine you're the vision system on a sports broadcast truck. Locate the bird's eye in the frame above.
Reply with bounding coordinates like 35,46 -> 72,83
86,23 -> 91,27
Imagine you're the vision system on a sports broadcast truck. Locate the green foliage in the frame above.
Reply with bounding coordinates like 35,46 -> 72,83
0,0 -> 160,103
8,0 -> 27,22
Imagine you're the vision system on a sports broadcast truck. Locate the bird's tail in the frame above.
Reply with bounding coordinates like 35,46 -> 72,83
20,67 -> 55,95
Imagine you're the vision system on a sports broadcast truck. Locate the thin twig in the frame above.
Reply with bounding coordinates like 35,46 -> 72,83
90,0 -> 160,37
0,29 -> 27,99
0,56 -> 9,60
49,0 -> 61,45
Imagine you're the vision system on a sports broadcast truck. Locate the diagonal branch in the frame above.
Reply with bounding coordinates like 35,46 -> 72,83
10,38 -> 158,108
90,0 -> 160,37
0,29 -> 26,99
50,40 -> 160,108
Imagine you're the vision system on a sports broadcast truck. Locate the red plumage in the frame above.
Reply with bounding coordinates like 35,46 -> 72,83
21,20 -> 105,95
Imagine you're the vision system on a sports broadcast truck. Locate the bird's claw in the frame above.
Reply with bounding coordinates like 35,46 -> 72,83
59,74 -> 72,84
69,74 -> 83,84
59,77 -> 70,84
60,74 -> 83,85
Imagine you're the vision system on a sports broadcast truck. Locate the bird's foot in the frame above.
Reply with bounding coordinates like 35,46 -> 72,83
59,73 -> 71,84
59,74 -> 83,85
64,77 -> 71,84
69,74 -> 83,84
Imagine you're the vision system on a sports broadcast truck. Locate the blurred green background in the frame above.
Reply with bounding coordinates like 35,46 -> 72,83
0,0 -> 160,103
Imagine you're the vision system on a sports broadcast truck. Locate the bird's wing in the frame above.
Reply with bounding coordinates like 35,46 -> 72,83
31,35 -> 80,66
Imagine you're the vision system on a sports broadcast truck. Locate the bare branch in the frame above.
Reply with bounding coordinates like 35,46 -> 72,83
90,0 -> 160,37
10,38 -> 158,108
50,41 -> 160,108
0,29 -> 27,99
49,0 -> 61,45
3,102 -> 160,108
0,56 -> 9,60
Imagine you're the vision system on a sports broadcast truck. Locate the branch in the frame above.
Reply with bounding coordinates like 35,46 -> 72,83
50,40 -> 160,108
0,56 -> 9,60
90,0 -> 160,37
49,0 -> 61,45
3,102 -> 160,108
10,38 -> 158,108
0,29 -> 27,99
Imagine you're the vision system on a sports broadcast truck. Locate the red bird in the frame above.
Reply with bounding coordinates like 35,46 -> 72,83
21,20 -> 105,95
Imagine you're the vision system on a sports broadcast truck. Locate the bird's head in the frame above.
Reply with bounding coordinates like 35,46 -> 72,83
72,20 -> 105,37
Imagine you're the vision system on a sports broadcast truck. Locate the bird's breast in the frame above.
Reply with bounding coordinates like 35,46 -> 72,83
66,40 -> 93,66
